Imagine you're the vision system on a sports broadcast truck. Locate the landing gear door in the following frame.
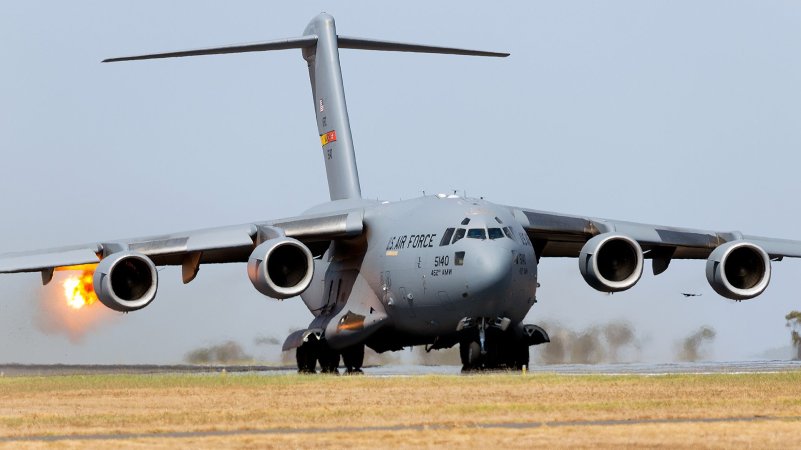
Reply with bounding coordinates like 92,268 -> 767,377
322,278 -> 338,313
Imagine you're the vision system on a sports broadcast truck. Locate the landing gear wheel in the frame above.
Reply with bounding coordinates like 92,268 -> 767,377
296,340 -> 318,374
460,340 -> 482,372
484,330 -> 505,370
318,344 -> 340,374
507,341 -> 529,370
517,342 -> 530,369
342,345 -> 365,374
495,334 -> 529,370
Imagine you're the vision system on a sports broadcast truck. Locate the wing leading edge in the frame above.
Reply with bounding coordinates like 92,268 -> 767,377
511,207 -> 801,263
0,210 -> 364,282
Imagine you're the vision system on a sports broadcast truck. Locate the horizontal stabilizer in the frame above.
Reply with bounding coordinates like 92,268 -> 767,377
337,35 -> 509,57
103,34 -> 508,63
103,35 -> 318,63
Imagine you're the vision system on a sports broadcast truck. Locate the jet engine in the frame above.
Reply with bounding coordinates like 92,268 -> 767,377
93,251 -> 159,312
705,241 -> 770,300
247,237 -> 314,299
579,233 -> 644,292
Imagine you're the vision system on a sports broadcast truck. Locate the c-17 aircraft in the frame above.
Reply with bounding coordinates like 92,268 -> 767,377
2,13 -> 800,373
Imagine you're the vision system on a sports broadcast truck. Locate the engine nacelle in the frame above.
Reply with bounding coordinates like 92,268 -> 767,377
579,233 -> 644,292
247,237 -> 314,299
705,241 -> 770,300
93,251 -> 158,312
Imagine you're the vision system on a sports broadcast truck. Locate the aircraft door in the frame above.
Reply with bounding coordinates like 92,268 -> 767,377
381,271 -> 392,305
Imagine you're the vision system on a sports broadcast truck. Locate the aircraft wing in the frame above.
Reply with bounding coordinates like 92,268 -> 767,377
509,206 -> 801,267
0,209 -> 364,282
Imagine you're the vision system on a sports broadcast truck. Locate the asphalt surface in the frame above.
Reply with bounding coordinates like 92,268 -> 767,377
2,360 -> 800,377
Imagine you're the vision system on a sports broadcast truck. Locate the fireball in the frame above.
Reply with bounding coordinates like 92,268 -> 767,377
62,269 -> 99,309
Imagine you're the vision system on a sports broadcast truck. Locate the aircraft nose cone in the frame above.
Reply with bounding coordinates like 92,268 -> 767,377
467,245 -> 514,296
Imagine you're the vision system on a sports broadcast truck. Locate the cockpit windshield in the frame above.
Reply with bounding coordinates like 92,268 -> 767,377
441,219 -> 515,246
440,228 -> 455,246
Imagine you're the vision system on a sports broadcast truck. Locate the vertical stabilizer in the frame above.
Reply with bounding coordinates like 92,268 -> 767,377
302,14 -> 362,201
102,13 -> 508,202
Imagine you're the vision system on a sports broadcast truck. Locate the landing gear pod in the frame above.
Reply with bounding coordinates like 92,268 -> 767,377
579,233 -> 644,292
706,241 -> 771,300
93,251 -> 158,312
247,238 -> 314,299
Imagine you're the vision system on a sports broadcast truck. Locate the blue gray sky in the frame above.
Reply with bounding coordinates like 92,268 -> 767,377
1,1 -> 800,363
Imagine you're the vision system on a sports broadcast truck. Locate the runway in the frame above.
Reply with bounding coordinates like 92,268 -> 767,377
1,359 -> 799,377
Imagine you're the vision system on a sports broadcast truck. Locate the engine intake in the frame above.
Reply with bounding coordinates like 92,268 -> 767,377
579,233 -> 644,292
705,241 -> 770,300
93,251 -> 159,312
247,237 -> 314,299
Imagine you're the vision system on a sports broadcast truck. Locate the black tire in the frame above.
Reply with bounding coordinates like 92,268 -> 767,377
296,342 -> 317,374
497,330 -> 530,370
342,345 -> 365,373
507,341 -> 529,370
484,334 -> 504,369
516,343 -> 530,369
318,344 -> 340,374
460,340 -> 482,372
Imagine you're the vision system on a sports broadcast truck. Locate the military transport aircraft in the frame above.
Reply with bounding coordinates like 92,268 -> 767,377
1,13 -> 800,373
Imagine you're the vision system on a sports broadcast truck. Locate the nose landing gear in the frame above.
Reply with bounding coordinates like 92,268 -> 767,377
458,319 -> 549,372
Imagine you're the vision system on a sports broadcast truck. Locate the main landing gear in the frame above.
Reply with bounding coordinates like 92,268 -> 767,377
458,318 -> 549,372
296,336 -> 365,374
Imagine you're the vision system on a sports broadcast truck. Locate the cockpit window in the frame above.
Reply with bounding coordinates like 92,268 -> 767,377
452,228 -> 466,244
467,228 -> 487,240
440,228 -> 455,246
488,228 -> 504,240
503,227 -> 515,240
461,218 -> 471,226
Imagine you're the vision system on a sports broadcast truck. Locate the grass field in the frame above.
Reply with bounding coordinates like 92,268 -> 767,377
1,370 -> 801,448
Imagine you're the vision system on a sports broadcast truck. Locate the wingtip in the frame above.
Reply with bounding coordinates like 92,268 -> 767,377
477,51 -> 510,58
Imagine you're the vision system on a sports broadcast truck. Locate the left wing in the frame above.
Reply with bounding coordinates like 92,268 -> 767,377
0,209 -> 364,284
507,205 -> 801,300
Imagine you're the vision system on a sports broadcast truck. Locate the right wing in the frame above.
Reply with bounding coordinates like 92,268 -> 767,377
506,205 -> 801,300
512,207 -> 801,262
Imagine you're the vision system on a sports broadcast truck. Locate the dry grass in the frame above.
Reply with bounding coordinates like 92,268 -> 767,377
1,371 -> 801,448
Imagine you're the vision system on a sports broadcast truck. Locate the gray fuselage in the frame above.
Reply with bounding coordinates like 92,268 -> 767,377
300,195 -> 538,345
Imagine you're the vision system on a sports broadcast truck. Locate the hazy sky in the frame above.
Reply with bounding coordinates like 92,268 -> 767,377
1,1 -> 800,364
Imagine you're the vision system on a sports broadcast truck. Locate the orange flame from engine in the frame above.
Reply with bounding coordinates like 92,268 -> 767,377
62,269 -> 99,309
36,264 -> 114,343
